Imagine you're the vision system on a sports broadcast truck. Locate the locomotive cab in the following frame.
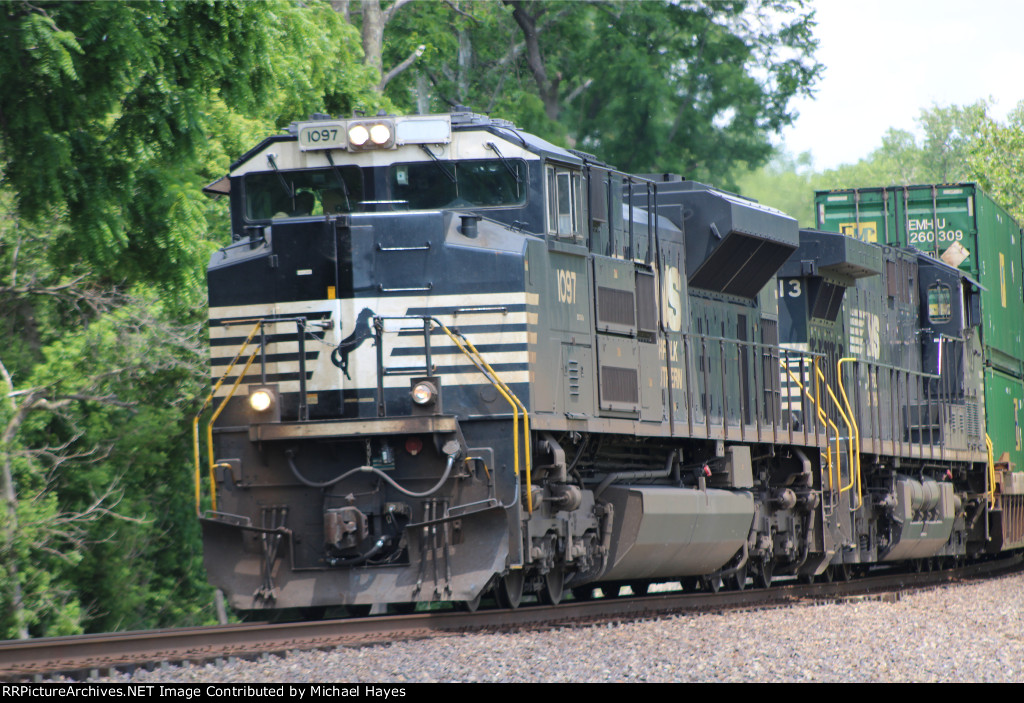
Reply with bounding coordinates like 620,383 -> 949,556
917,255 -> 982,398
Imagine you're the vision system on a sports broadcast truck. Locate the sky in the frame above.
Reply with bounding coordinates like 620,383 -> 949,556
777,0 -> 1024,170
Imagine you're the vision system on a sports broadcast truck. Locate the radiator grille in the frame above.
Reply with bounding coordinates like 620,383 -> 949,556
601,365 -> 639,404
597,286 -> 635,327
635,272 -> 658,334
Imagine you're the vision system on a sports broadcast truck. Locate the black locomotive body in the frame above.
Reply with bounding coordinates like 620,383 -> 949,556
196,111 -> 1014,613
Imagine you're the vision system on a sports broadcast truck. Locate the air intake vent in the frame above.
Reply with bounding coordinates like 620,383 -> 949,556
640,184 -> 799,299
600,365 -> 639,405
810,280 -> 846,321
635,271 -> 658,334
967,402 -> 980,438
689,232 -> 796,298
598,287 -> 635,327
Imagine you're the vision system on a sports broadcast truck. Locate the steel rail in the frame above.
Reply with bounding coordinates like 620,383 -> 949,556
2,554 -> 1021,681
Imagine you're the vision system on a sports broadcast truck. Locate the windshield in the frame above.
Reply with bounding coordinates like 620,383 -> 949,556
389,159 -> 526,209
242,159 -> 527,221
244,166 -> 363,220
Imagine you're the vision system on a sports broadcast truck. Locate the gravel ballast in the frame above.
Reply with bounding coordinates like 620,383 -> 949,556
91,573 -> 1023,683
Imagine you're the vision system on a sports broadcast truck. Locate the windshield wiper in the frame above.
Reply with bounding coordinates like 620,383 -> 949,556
325,152 -> 352,212
266,154 -> 294,199
419,144 -> 456,183
486,142 -> 521,185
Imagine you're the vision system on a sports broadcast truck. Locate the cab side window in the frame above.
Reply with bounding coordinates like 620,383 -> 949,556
547,164 -> 582,239
927,283 -> 952,324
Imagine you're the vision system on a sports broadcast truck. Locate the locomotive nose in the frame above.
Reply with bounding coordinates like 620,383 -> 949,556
337,208 -> 439,330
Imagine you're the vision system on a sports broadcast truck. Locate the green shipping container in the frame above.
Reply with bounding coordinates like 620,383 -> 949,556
815,184 -> 1024,376
984,368 -> 1024,474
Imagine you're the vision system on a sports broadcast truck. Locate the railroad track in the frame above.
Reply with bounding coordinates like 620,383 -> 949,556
3,554 -> 1022,681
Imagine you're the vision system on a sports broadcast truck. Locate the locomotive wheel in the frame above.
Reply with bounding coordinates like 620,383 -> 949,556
818,566 -> 835,583
680,577 -> 701,592
630,582 -> 649,596
701,575 -> 722,593
538,566 -> 565,605
460,591 -> 484,612
834,563 -> 853,581
752,559 -> 773,589
496,570 -> 525,609
728,563 -> 748,591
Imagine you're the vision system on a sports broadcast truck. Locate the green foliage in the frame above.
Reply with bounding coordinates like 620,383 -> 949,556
34,296 -> 211,632
0,0 -> 383,637
965,102 -> 1024,224
733,151 -> 817,226
568,1 -> 820,185
812,102 -> 991,191
248,1 -> 384,126
0,1 -> 380,297
1,291 -> 212,637
736,101 -> 1024,227
1,444 -> 87,638
381,1 -> 822,186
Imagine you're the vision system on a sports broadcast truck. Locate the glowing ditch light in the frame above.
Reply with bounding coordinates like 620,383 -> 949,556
249,388 -> 275,412
411,381 -> 437,406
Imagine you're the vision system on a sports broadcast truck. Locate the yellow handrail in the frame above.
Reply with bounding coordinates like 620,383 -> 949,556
812,359 -> 843,494
192,321 -> 262,516
194,315 -> 534,516
810,358 -> 842,487
434,321 -> 533,513
459,334 -> 532,498
780,357 -> 839,492
816,364 -> 859,508
985,433 -> 996,508
837,358 -> 863,510
205,347 -> 262,512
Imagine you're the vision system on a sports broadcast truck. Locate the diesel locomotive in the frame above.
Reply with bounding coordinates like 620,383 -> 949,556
195,110 -> 1024,613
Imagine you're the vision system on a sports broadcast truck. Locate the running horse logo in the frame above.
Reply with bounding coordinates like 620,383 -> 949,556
331,307 -> 376,380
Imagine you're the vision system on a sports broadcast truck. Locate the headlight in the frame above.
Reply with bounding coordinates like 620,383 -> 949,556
249,388 -> 275,412
411,381 -> 437,406
369,123 -> 392,145
348,124 -> 369,147
346,119 -> 395,150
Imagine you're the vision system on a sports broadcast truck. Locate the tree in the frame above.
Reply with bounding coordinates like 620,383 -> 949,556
812,102 -> 991,190
0,0 -> 380,295
733,151 -> 817,226
965,102 -> 1024,224
339,0 -> 425,92
0,0 -> 383,637
0,281 -> 209,637
384,1 -> 550,125
381,1 -> 822,186
735,100 -> 1024,229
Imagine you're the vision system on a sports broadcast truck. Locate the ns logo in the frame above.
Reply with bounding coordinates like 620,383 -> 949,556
661,265 -> 683,332
330,307 -> 376,380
